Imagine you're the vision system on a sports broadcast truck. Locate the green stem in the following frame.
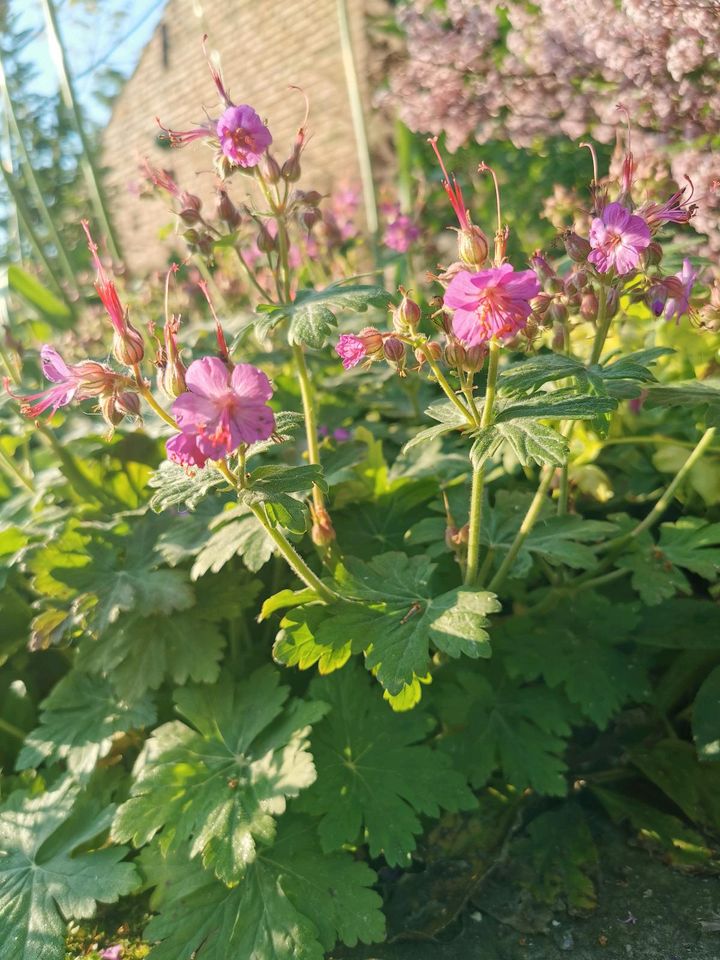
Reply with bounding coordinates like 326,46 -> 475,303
0,715 -> 26,741
291,343 -> 327,514
465,340 -> 500,585
40,0 -> 122,261
133,367 -> 179,430
234,246 -> 273,302
420,343 -> 476,426
589,283 -> 610,366
0,444 -> 35,492
193,255 -> 229,312
488,464 -> 554,593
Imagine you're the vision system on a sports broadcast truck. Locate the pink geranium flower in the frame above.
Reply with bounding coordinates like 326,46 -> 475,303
11,345 -> 117,419
217,105 -> 272,168
588,202 -> 650,275
336,335 -> 367,369
383,212 -> 421,253
443,265 -> 540,346
664,259 -> 697,323
167,357 -> 275,465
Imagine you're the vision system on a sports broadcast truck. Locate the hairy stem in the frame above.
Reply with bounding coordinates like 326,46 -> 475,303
465,340 -> 500,585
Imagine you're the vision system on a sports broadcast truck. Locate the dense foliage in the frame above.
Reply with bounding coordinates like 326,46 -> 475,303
2,35 -> 720,960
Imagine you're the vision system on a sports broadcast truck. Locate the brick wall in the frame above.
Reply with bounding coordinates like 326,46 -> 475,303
101,0 -> 387,273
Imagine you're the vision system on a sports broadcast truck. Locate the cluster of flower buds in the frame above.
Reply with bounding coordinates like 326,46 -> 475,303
336,289 -> 429,376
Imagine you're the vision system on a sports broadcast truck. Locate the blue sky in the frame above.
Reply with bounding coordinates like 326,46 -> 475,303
13,0 -> 167,122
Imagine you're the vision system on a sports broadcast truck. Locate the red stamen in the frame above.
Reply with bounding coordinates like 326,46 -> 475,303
428,137 -> 470,230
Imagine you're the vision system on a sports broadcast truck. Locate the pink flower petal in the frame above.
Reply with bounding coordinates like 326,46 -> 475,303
166,431 -> 207,467
184,356 -> 231,399
230,363 -> 273,404
40,345 -> 72,383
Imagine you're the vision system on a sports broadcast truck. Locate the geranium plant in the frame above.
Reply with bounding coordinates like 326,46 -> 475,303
1,40 -> 720,960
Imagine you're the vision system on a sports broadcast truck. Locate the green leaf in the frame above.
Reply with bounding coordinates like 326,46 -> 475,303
274,603 -> 355,675
645,379 -> 720,422
148,461 -> 225,512
78,571 -> 259,700
16,671 -> 155,777
0,779 -> 138,960
7,264 -> 72,323
497,593 -> 648,728
284,553 -> 500,699
299,666 -> 475,864
495,391 -> 617,423
241,464 -> 326,533
498,353 -> 585,393
471,420 -> 568,468
616,538 -> 691,606
598,347 -> 673,382
257,283 -> 391,348
694,666 -> 720,763
30,520 -> 194,635
112,668 -> 328,883
593,787 -> 720,873
658,518 -> 720,580
144,814 -> 385,960
514,804 -> 598,912
630,739 -> 720,832
436,667 -> 573,795
633,598 -> 720,649
191,504 -> 275,577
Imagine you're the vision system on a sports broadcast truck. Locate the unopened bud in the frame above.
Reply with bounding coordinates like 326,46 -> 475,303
179,207 -> 202,225
217,189 -> 241,227
445,523 -> 469,551
101,395 -> 124,428
162,358 -> 187,398
580,290 -> 598,321
530,251 -> 556,282
257,223 -> 276,253
547,300 -> 568,325
75,361 -> 117,397
179,191 -> 202,213
393,289 -> 422,333
457,224 -> 489,269
546,276 -> 564,295
302,208 -> 322,232
183,228 -> 200,246
282,149 -> 302,183
112,322 -> 145,366
310,505 -> 336,548
605,288 -> 619,318
645,283 -> 667,317
530,292 -> 553,318
383,336 -> 405,363
197,233 -> 214,257
462,344 -> 486,373
523,318 -> 539,340
115,390 -> 141,418
263,153 -> 282,184
564,231 -> 591,262
415,340 -> 443,366
552,323 -> 566,351
444,340 -> 466,368
642,241 -> 663,268
358,326 -> 384,359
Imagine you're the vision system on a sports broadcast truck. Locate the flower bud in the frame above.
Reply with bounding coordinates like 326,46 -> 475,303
552,324 -> 566,351
179,208 -> 202,225
358,326 -> 384,359
530,252 -> 555,282
282,150 -> 302,183
112,321 -> 145,366
162,357 -> 187,398
605,288 -> 619,318
462,344 -> 486,373
183,228 -> 200,246
547,300 -> 568,325
546,276 -> 564,296
530,292 -> 553,318
310,505 -> 336,548
257,223 -> 277,253
263,153 -> 282,184
564,231 -> 591,262
580,290 -> 599,322
75,361 -> 118,397
393,289 -> 422,333
642,241 -> 663,268
383,336 -> 405,363
523,318 -> 539,340
444,340 -> 466,368
197,233 -> 214,257
217,189 -> 241,227
457,224 -> 489,269
302,208 -> 322,232
179,191 -> 202,213
115,390 -> 141,418
101,394 -> 125,429
415,340 -> 443,366
645,283 -> 667,317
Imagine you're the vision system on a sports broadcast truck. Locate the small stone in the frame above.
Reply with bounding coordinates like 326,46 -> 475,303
470,911 -> 483,923
642,888 -> 653,898
560,932 -> 574,951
